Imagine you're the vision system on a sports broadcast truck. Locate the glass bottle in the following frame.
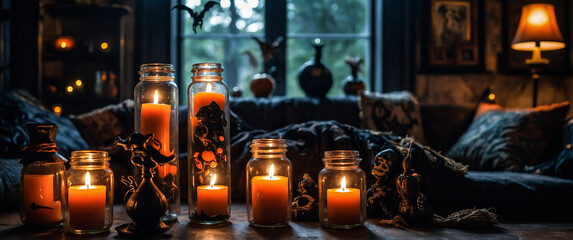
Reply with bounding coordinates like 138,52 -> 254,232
319,150 -> 366,229
246,139 -> 292,227
64,150 -> 113,234
134,63 -> 180,222
187,63 -> 231,224
19,124 -> 66,228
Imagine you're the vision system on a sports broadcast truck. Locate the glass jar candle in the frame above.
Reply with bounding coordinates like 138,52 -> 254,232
246,139 -> 292,227
134,63 -> 180,222
19,124 -> 66,228
188,63 -> 231,224
319,150 -> 366,229
64,150 -> 113,234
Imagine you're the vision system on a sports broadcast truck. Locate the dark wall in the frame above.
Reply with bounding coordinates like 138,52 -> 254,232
9,0 -> 39,97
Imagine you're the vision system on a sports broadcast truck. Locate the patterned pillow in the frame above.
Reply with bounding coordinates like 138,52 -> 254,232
358,91 -> 426,144
446,102 -> 570,171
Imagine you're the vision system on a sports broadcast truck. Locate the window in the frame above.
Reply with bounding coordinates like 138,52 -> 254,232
175,0 -> 372,102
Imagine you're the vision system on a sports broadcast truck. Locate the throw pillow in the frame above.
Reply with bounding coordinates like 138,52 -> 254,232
446,102 -> 570,171
71,100 -> 134,148
358,90 -> 426,144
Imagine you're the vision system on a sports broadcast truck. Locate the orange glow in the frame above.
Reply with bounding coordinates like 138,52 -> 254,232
100,42 -> 109,50
488,93 -> 495,101
511,4 -> 565,51
66,86 -> 74,93
55,37 -> 75,51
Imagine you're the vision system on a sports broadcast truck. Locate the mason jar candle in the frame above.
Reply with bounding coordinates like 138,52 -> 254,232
64,150 -> 113,234
188,63 -> 231,224
134,63 -> 180,222
319,150 -> 366,229
19,124 -> 66,228
246,139 -> 292,227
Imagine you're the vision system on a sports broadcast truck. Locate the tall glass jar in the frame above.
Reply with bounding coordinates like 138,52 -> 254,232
134,63 -> 180,222
19,124 -> 66,228
319,150 -> 366,229
246,139 -> 292,227
188,63 -> 231,224
64,150 -> 113,234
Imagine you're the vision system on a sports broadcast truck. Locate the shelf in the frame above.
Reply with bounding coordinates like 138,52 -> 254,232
42,3 -> 131,17
42,52 -> 118,61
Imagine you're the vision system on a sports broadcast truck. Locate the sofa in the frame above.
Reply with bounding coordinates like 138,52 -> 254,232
1,90 -> 573,219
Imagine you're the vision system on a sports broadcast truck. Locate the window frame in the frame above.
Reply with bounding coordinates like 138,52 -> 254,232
172,0 -> 381,99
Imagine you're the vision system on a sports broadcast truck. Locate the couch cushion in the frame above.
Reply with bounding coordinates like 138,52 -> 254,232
358,91 -> 426,144
420,104 -> 477,153
0,90 -> 89,158
229,96 -> 361,131
446,102 -> 570,171
70,100 -> 134,148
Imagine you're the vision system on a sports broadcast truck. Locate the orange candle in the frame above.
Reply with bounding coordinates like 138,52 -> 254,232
196,174 -> 228,216
191,83 -> 226,130
251,164 -> 289,225
141,90 -> 175,177
326,177 -> 361,225
23,174 -> 61,226
141,90 -> 171,155
68,172 -> 106,230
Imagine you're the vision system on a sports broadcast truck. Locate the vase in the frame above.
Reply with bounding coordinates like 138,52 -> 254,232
342,57 -> 365,96
298,41 -> 332,98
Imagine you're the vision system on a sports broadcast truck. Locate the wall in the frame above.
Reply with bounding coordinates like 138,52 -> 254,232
415,0 -> 573,117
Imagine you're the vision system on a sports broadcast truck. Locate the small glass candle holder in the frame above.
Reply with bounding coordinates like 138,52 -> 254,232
319,150 -> 366,229
188,63 -> 231,225
246,139 -> 292,227
134,63 -> 180,222
64,150 -> 113,234
19,124 -> 66,228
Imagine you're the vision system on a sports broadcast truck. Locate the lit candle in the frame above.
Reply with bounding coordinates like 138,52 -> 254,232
68,172 -> 106,230
23,174 -> 61,226
196,174 -> 228,217
326,177 -> 361,225
191,83 -> 226,130
141,90 -> 175,177
251,164 -> 289,225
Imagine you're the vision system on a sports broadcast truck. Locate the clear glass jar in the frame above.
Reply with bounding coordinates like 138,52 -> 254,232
64,150 -> 113,234
134,63 -> 180,222
187,63 -> 231,224
319,150 -> 366,229
19,124 -> 66,228
246,139 -> 292,227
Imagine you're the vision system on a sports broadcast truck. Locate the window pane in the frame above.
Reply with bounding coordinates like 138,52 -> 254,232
286,38 -> 369,97
182,0 -> 265,35
181,38 -> 261,102
287,0 -> 368,34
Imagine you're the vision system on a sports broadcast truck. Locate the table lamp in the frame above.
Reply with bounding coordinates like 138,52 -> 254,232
511,3 -> 565,107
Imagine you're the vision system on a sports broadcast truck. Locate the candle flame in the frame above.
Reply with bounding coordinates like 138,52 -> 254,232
341,176 -> 346,191
269,164 -> 275,179
153,90 -> 159,104
85,172 -> 92,189
206,83 -> 212,93
210,174 -> 217,188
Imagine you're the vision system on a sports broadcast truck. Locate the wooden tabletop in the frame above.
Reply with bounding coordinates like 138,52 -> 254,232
1,204 -> 572,239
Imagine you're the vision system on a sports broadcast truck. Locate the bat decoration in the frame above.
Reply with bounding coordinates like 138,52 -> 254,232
172,1 -> 220,34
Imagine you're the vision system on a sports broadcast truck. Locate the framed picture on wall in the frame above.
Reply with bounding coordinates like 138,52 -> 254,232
499,0 -> 570,74
419,0 -> 484,73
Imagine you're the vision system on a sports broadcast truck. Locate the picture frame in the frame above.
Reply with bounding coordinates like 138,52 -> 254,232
499,0 -> 570,74
419,0 -> 484,73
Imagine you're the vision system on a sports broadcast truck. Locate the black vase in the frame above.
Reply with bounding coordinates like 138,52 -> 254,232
343,71 -> 365,96
298,43 -> 332,98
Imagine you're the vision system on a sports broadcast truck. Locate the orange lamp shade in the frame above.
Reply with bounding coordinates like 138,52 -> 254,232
54,36 -> 75,51
511,3 -> 565,51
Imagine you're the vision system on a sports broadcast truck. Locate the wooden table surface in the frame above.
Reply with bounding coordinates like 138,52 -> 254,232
1,204 -> 573,239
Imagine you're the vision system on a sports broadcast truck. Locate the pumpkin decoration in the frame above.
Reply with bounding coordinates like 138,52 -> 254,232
244,36 -> 284,97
